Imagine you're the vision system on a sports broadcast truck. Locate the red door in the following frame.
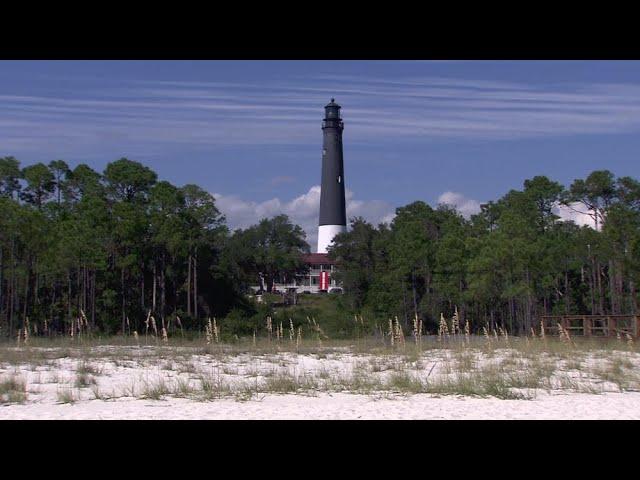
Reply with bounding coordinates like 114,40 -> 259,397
320,271 -> 329,291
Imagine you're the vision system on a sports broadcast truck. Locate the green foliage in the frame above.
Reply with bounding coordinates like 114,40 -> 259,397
222,214 -> 309,293
265,293 -> 356,339
328,217 -> 380,309
20,163 -> 55,207
0,156 -> 21,198
0,157 -> 235,336
1,157 -> 639,341
103,158 -> 157,202
331,173 -> 640,335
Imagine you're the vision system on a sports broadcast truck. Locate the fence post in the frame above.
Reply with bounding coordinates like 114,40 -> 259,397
608,316 -> 616,337
583,316 -> 591,337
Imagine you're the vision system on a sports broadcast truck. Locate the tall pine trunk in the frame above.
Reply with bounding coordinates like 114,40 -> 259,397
193,252 -> 198,319
564,270 -> 570,314
91,269 -> 96,328
187,254 -> 192,317
67,270 -> 72,319
152,263 -> 157,313
411,270 -> 418,326
23,255 -> 30,322
590,258 -> 597,314
121,267 -> 126,335
630,279 -> 638,314
596,260 -> 604,314
8,238 -> 15,335
161,252 -> 166,323
0,244 -> 3,333
608,259 -> 617,314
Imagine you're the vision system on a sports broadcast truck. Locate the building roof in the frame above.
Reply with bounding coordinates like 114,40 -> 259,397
301,253 -> 337,265
325,98 -> 340,108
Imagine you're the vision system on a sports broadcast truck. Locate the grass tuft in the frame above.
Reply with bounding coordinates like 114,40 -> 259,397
74,372 -> 97,388
141,378 -> 172,400
56,387 -> 76,404
0,375 -> 28,404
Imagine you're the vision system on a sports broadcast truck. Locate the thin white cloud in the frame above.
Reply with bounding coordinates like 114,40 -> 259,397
213,185 -> 395,251
270,175 -> 296,186
5,73 -> 640,157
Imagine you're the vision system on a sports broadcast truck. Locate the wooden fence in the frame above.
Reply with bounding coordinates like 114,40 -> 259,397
539,315 -> 640,338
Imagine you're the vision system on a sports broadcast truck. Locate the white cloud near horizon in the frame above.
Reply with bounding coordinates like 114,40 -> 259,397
214,187 -> 598,251
437,191 -> 482,218
555,202 -> 597,229
438,191 -> 598,229
213,186 -> 396,251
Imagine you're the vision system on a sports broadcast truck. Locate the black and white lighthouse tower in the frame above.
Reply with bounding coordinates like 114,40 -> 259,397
317,98 -> 347,254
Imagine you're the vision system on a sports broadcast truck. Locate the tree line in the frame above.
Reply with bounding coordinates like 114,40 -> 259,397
328,171 -> 640,335
0,156 -> 309,337
2,156 -> 638,338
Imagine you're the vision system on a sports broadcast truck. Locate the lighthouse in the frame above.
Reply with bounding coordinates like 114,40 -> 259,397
317,98 -> 347,254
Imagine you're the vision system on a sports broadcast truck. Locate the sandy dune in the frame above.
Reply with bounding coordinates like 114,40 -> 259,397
2,346 -> 640,419
2,391 -> 640,420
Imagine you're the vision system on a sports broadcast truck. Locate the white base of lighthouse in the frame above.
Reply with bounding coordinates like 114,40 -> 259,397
317,224 -> 347,254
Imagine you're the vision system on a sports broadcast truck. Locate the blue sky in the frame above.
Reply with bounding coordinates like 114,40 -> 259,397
1,61 -> 639,248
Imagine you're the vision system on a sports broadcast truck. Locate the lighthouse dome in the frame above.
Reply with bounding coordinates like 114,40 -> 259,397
324,98 -> 341,119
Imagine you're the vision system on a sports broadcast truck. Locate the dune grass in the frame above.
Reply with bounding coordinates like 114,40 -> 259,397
0,375 -> 27,404
1,332 -> 639,404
